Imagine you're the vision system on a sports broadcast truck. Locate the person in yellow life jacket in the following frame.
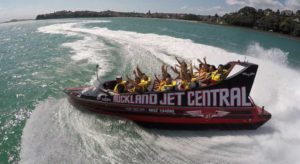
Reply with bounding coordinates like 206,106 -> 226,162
197,64 -> 211,87
155,80 -> 166,92
138,73 -> 151,92
177,79 -> 190,91
211,64 -> 228,84
161,77 -> 176,92
153,74 -> 165,92
113,76 -> 127,94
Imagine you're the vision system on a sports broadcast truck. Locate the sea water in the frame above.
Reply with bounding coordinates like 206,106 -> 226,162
0,17 -> 300,164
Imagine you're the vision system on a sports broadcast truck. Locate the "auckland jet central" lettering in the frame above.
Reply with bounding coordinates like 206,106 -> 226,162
112,87 -> 252,107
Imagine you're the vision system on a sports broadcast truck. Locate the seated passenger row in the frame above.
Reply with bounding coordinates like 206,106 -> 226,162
113,57 -> 229,94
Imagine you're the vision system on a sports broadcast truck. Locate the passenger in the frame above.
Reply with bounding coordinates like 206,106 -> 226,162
125,73 -> 151,93
197,57 -> 207,64
208,65 -> 217,73
135,66 -> 143,77
153,74 -> 166,92
205,65 -> 217,79
125,81 -> 134,92
197,57 -> 207,69
133,70 -> 141,84
126,75 -> 139,93
153,64 -> 174,92
195,64 -> 216,87
161,64 -> 170,80
195,63 -> 208,80
132,65 -> 146,84
183,62 -> 198,89
176,57 -> 187,72
171,57 -> 190,81
138,73 -> 152,92
161,77 -> 176,92
176,79 -> 190,91
170,66 -> 180,79
171,58 -> 198,90
113,76 -> 127,94
195,64 -> 210,86
210,64 -> 228,84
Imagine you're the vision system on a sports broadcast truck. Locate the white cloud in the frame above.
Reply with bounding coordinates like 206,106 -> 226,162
211,6 -> 222,10
179,5 -> 196,12
180,5 -> 223,14
226,0 -> 248,5
179,5 -> 233,15
198,6 -> 230,15
180,5 -> 187,10
285,0 -> 300,11
197,6 -> 222,12
225,0 -> 300,11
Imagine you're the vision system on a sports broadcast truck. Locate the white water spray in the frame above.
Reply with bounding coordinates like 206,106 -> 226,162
21,21 -> 300,164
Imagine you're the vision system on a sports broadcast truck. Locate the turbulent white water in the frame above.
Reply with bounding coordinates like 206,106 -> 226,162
20,21 -> 300,164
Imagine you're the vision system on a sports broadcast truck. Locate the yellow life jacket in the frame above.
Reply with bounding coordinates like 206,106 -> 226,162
211,70 -> 228,82
139,76 -> 151,92
128,87 -> 136,93
157,80 -> 166,91
140,77 -> 151,87
113,80 -> 126,93
162,80 -> 176,91
172,80 -> 177,86
191,77 -> 197,82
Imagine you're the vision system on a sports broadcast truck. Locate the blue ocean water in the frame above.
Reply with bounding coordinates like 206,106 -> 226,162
0,18 -> 300,164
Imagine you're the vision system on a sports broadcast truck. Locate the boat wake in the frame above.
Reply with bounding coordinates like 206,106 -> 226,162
20,20 -> 300,164
20,98 -> 166,164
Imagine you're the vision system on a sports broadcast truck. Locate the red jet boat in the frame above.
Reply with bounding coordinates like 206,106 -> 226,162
64,61 -> 271,130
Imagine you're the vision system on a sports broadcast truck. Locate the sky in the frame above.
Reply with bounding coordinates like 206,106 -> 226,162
0,0 -> 299,22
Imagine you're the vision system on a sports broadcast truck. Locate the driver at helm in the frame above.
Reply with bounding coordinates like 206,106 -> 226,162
113,76 -> 126,94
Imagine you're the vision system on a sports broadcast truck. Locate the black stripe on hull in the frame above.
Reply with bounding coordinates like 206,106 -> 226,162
136,122 -> 266,130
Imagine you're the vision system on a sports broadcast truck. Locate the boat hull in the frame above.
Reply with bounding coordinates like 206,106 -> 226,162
66,88 -> 271,130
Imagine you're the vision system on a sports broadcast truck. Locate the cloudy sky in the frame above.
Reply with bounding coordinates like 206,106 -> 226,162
0,0 -> 299,22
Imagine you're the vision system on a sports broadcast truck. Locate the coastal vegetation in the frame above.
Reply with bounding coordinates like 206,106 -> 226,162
223,7 -> 300,36
36,7 -> 300,37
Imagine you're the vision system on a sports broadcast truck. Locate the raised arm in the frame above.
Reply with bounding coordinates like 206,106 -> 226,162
136,65 -> 143,77
133,70 -> 138,78
189,63 -> 193,77
197,58 -> 203,64
163,65 -> 169,79
154,74 -> 160,81
194,65 -> 200,72
175,57 -> 184,65
126,75 -> 134,83
171,66 -> 179,74
203,57 -> 207,65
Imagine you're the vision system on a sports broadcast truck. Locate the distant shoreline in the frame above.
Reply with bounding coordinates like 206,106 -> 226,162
0,19 -> 34,24
201,19 -> 300,41
2,6 -> 299,39
140,17 -> 300,41
35,7 -> 300,38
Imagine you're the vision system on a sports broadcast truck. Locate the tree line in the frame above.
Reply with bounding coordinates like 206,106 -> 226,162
36,7 -> 300,37
223,7 -> 300,36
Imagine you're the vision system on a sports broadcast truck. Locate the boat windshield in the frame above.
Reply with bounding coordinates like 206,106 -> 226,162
226,64 -> 246,79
